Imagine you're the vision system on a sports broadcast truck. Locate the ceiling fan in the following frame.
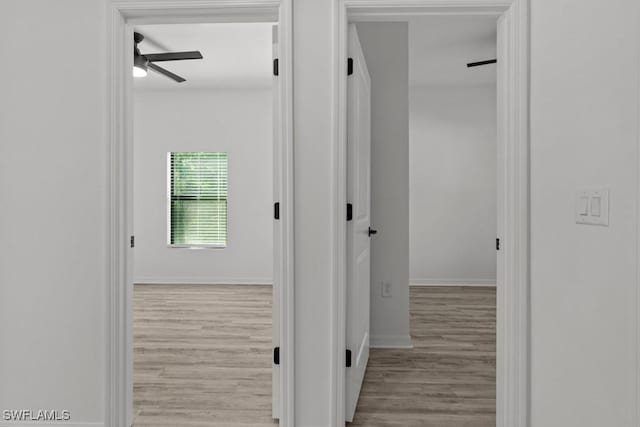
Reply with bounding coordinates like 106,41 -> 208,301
467,59 -> 497,68
133,32 -> 203,83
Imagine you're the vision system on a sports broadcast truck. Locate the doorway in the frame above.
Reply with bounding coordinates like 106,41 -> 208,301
345,16 -> 498,425
338,1 -> 529,426
106,2 -> 294,426
131,22 -> 278,426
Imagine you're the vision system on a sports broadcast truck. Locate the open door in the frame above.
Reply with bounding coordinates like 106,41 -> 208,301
272,24 -> 281,420
346,23 -> 372,423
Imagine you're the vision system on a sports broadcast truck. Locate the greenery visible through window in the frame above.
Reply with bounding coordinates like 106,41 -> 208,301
169,152 -> 228,247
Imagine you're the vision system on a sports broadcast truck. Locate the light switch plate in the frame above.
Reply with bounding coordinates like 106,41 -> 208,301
576,187 -> 609,226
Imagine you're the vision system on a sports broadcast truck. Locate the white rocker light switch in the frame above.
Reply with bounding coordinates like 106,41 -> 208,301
576,188 -> 609,226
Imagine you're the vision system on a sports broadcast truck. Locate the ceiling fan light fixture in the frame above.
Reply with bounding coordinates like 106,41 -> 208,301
133,54 -> 148,77
133,66 -> 147,78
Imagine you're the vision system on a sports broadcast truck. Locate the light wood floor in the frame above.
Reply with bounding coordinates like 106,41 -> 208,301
134,284 -> 495,427
133,284 -> 276,427
350,286 -> 496,427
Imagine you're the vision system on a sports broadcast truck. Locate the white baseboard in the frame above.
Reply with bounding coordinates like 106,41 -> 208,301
134,276 -> 272,285
370,334 -> 413,349
410,278 -> 496,287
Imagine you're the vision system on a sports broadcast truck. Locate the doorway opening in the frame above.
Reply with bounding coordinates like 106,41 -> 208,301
131,22 -> 280,426
345,16 -> 498,425
405,15 -> 499,425
106,2 -> 294,426
338,1 -> 529,426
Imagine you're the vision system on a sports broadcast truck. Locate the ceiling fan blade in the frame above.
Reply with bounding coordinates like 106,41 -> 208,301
467,59 -> 497,68
144,51 -> 203,62
148,62 -> 186,83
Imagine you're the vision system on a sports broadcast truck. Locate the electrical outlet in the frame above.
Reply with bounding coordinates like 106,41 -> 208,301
382,281 -> 392,298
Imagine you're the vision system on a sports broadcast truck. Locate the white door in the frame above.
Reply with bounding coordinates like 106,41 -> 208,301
346,23 -> 372,423
272,24 -> 281,420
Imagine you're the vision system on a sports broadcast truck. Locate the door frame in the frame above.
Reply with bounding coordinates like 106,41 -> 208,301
105,2 -> 295,427
331,1 -> 530,426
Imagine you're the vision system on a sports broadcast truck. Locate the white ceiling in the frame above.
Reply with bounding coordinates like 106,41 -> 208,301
409,16 -> 498,87
133,18 -> 495,90
133,23 -> 273,90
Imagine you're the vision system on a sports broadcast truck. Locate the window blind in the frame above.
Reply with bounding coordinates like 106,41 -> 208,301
169,152 -> 228,247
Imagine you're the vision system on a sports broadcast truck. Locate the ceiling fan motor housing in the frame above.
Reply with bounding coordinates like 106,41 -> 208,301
134,32 -> 145,44
133,32 -> 148,72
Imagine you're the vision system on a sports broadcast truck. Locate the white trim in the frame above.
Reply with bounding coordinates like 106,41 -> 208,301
370,334 -> 414,349
346,0 -> 511,20
636,11 -> 640,426
334,1 -> 529,427
134,277 -> 272,285
119,0 -> 280,24
106,2 -> 294,427
331,5 -> 349,426
495,2 -> 529,426
410,279 -> 497,286
275,2 -> 295,425
105,8 -> 129,427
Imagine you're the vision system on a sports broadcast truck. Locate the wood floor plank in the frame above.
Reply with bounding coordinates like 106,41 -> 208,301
133,284 -> 495,427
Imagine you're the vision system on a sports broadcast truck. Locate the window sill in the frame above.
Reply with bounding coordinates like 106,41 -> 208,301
168,244 -> 227,250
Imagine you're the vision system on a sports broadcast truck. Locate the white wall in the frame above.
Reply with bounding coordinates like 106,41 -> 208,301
292,0 -> 334,424
530,0 -> 640,425
133,89 -> 273,285
409,85 -> 497,285
356,23 -> 411,348
0,1 -> 106,424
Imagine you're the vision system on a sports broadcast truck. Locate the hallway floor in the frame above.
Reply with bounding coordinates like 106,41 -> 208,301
133,284 -> 495,426
351,286 -> 496,427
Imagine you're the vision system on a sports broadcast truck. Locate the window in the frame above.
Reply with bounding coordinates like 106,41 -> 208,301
168,152 -> 228,247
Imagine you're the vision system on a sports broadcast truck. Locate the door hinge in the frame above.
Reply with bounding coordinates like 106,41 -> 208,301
347,58 -> 354,76
496,238 -> 500,251
346,349 -> 352,368
274,202 -> 280,220
273,58 -> 279,76
130,235 -> 135,248
347,203 -> 353,221
274,347 -> 280,365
